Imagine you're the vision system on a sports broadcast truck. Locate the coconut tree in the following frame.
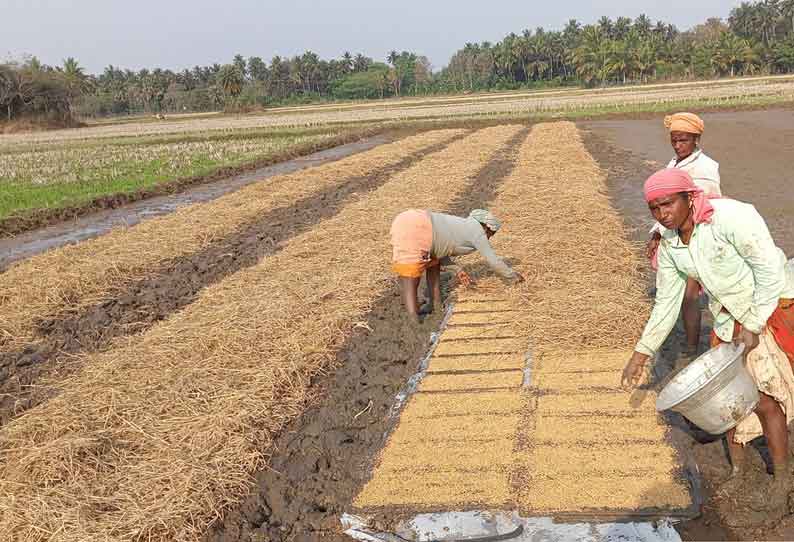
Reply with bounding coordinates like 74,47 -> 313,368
247,56 -> 268,82
713,32 -> 757,76
59,57 -> 92,113
635,14 -> 652,36
757,0 -> 782,44
61,57 -> 90,92
597,16 -> 614,38
572,26 -> 614,85
341,52 -> 353,74
217,64 -> 244,98
609,40 -> 633,84
773,36 -> 794,70
634,38 -> 660,83
782,0 -> 794,36
232,54 -> 248,80
614,17 -> 633,40
729,2 -> 757,39
353,54 -> 371,73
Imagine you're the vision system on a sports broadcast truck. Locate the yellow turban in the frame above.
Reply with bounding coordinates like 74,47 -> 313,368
664,112 -> 704,134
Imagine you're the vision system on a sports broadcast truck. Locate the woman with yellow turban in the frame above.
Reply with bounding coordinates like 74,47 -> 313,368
647,112 -> 722,358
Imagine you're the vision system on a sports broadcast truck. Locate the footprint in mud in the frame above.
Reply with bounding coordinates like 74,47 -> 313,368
713,452 -> 791,533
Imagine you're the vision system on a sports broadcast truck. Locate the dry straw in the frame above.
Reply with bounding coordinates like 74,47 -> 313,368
0,124 -> 524,541
481,121 -> 650,350
0,130 -> 461,355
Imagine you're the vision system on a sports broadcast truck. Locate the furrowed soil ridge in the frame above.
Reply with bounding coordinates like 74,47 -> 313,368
0,129 -> 381,238
204,126 -> 530,542
0,132 -> 469,426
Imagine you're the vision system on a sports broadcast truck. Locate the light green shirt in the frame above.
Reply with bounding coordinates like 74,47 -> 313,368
636,199 -> 794,356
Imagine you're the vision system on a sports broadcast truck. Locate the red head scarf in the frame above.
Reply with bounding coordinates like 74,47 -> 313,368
644,168 -> 717,225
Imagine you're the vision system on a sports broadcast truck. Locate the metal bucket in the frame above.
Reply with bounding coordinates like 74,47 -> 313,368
656,342 -> 759,435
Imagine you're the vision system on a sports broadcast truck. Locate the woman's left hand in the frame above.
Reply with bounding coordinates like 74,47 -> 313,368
734,327 -> 760,355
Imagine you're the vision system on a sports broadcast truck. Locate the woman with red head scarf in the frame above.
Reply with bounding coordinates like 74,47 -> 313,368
623,168 -> 794,510
647,112 -> 722,358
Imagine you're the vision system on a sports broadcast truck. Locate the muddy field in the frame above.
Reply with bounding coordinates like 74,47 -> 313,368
0,110 -> 792,542
583,108 -> 794,541
581,109 -> 794,256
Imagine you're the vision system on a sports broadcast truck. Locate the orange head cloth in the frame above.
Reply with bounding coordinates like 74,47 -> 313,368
663,112 -> 704,135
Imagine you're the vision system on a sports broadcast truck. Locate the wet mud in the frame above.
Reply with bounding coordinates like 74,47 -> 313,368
582,110 -> 794,541
0,134 -> 388,270
204,127 -> 530,542
0,133 -> 466,426
581,108 -> 794,256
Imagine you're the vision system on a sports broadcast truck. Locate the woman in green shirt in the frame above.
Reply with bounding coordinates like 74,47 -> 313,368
622,168 -> 794,510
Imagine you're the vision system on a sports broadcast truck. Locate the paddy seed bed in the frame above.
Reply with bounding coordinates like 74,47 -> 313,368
352,122 -> 691,521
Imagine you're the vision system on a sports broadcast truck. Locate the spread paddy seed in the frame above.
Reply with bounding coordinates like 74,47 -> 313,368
426,353 -> 525,373
447,312 -> 518,326
418,371 -> 523,392
441,324 -> 522,340
531,414 -> 667,444
433,337 -> 526,357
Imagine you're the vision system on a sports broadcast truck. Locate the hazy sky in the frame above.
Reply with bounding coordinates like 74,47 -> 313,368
4,0 -> 743,74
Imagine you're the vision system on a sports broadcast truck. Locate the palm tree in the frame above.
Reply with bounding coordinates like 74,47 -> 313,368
757,0 -> 782,44
635,14 -> 652,36
60,57 -> 91,112
598,16 -> 614,38
713,32 -> 757,76
614,17 -> 632,40
353,54 -> 370,73
247,56 -> 268,82
609,41 -> 631,83
773,36 -> 794,71
217,64 -> 244,97
232,54 -> 248,80
634,38 -> 660,83
572,26 -> 614,85
729,2 -> 757,39
563,19 -> 582,48
341,52 -> 353,73
534,32 -> 553,80
782,0 -> 794,36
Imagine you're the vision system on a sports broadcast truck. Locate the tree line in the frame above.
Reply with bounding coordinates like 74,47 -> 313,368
3,0 -> 794,122
444,1 -> 794,90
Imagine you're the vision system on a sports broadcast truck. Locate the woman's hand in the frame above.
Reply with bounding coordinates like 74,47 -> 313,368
646,232 -> 662,259
621,351 -> 651,391
734,327 -> 760,355
456,270 -> 472,288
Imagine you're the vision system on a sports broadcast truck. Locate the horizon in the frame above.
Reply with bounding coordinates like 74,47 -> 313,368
5,0 -> 742,75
